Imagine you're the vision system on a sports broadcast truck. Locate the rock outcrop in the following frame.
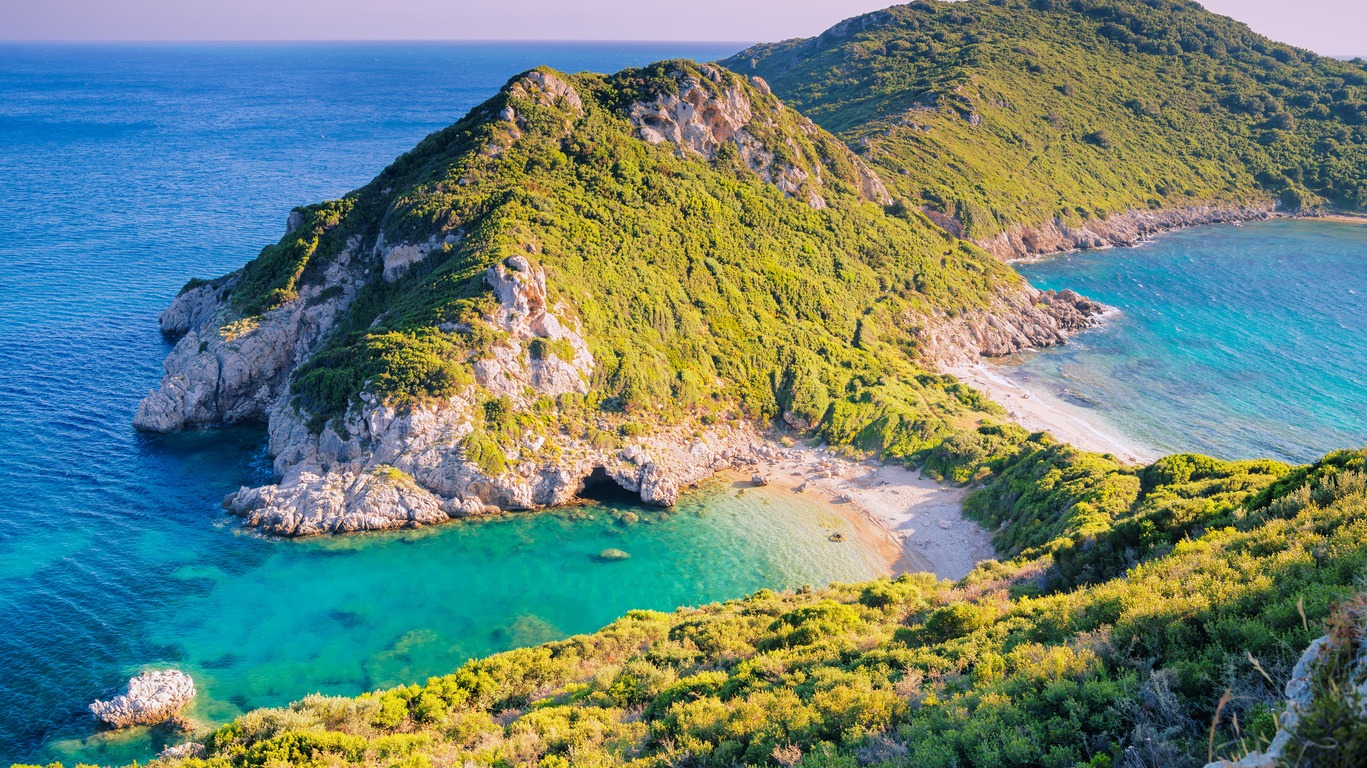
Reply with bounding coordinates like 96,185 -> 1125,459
1204,600 -> 1367,768
225,415 -> 762,536
627,64 -> 889,209
159,742 -> 207,760
134,233 -> 366,433
136,212 -> 767,537
913,286 -> 1106,365
973,203 -> 1277,262
90,670 -> 195,728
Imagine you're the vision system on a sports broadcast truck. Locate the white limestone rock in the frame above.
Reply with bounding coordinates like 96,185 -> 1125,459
90,670 -> 195,728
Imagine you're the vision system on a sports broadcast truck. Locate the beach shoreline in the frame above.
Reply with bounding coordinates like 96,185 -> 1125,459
946,361 -> 1159,465
736,444 -> 990,581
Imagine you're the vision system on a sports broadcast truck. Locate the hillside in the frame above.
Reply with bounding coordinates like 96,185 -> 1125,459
87,441 -> 1367,768
133,60 -> 1096,534
723,0 -> 1367,256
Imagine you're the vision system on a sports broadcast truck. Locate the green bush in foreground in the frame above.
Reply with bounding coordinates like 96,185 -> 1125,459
91,447 -> 1366,768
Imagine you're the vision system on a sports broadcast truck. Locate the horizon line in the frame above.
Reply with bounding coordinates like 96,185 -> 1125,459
0,38 -> 759,45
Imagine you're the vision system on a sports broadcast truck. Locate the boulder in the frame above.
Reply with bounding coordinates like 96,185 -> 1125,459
90,670 -> 195,728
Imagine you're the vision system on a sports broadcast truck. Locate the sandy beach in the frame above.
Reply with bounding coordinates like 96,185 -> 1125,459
946,362 -> 1159,465
735,359 -> 1163,581
739,444 -> 991,580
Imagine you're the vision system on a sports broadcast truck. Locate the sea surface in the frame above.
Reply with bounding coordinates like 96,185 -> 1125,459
0,42 -> 892,766
1004,219 -> 1367,464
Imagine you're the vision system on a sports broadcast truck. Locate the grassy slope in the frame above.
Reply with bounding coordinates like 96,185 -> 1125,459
211,60 -> 1025,468
722,0 -> 1367,240
71,443 -> 1367,768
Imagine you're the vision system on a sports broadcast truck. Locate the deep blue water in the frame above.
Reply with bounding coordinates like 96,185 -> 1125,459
0,42 -> 892,766
1007,219 -> 1367,464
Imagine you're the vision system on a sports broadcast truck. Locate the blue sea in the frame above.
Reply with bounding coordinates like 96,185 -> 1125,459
1006,219 -> 1367,464
0,42 -> 895,766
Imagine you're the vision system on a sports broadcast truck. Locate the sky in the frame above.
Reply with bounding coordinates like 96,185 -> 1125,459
0,1 -> 1363,57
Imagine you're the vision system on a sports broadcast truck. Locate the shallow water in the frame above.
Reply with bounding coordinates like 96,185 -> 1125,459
1004,219 -> 1367,464
0,42 -> 891,766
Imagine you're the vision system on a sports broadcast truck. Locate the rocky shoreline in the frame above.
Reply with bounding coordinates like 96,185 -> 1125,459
134,236 -> 1105,537
972,202 -> 1278,262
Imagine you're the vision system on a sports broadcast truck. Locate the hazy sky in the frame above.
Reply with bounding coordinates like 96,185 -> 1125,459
1,1 -> 1363,56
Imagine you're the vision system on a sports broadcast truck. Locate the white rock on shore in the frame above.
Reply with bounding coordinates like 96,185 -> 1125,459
89,670 -> 195,728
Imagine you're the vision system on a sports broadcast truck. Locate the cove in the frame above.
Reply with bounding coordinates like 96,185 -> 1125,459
0,41 -> 886,766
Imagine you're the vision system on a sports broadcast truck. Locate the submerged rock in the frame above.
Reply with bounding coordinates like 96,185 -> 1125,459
159,742 -> 207,760
89,670 -> 195,728
597,548 -> 632,561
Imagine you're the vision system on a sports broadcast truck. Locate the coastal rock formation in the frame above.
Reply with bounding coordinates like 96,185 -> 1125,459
89,670 -> 195,728
225,415 -> 760,536
627,64 -> 889,209
973,203 -> 1277,262
133,234 -> 366,432
914,286 -> 1106,365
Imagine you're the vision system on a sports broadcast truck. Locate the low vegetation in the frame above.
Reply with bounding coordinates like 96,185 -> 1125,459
725,0 -> 1367,240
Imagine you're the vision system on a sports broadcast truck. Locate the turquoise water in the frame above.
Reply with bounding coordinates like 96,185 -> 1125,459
0,42 -> 892,766
1007,219 -> 1367,464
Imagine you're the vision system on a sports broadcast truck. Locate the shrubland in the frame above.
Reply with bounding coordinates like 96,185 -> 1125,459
724,0 -> 1367,240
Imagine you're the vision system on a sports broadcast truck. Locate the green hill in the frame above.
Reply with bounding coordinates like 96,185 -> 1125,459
723,0 -> 1367,244
155,59 -> 1089,485
107,2 -> 1367,765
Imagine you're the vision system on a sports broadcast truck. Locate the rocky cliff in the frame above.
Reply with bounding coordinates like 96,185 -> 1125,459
973,203 -> 1279,262
914,286 -> 1106,365
140,222 -> 764,535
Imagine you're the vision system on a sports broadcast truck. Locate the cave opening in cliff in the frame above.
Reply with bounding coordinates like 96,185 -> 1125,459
577,466 -> 639,504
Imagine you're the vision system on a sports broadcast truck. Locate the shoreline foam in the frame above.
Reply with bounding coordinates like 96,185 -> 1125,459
947,361 -> 1160,466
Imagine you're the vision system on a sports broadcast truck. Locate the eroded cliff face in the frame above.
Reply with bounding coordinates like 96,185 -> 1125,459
133,237 -> 367,432
973,203 -> 1277,262
221,248 -> 761,536
627,64 -> 890,210
136,203 -> 762,535
913,286 -> 1107,366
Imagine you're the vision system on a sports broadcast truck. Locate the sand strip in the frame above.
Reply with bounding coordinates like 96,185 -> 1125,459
946,362 -> 1159,465
741,444 -> 990,581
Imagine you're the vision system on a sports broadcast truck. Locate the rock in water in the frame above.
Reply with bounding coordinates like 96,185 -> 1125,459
159,742 -> 207,760
751,474 -> 769,487
89,670 -> 195,728
597,548 -> 631,561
